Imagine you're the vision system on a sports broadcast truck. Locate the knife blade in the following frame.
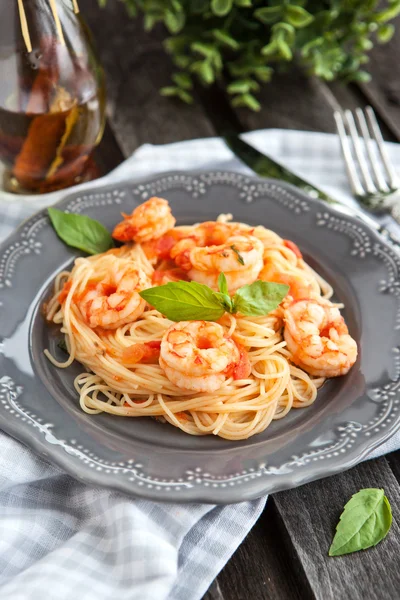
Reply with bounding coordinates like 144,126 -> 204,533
223,134 -> 400,250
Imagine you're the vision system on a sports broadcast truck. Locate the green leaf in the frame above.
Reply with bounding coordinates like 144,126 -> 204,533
48,208 -> 114,255
350,70 -> 371,83
160,86 -> 180,97
189,0 -> 209,13
254,6 -> 282,24
191,42 -> 215,58
165,10 -> 185,33
285,5 -> 314,28
177,89 -> 194,103
234,0 -> 252,6
277,38 -> 292,60
329,489 -> 392,556
211,0 -> 232,17
212,30 -> 240,50
218,272 -> 229,295
231,93 -> 261,111
375,3 -> 400,23
232,280 -> 289,316
217,273 -> 233,311
377,24 -> 395,43
144,13 -> 160,31
227,79 -> 260,94
273,22 -> 295,45
254,66 -> 273,82
139,281 -> 225,321
198,61 -> 215,84
172,72 -> 193,89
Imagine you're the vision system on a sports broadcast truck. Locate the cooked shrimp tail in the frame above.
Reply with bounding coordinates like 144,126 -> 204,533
160,321 -> 250,392
283,298 -> 357,377
112,197 -> 176,243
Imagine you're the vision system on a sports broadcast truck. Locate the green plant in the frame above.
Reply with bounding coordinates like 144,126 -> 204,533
106,0 -> 400,110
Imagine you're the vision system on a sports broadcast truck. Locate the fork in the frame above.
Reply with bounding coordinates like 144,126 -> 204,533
334,106 -> 400,224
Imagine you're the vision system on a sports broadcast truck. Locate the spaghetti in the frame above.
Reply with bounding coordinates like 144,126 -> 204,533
45,201 -> 357,440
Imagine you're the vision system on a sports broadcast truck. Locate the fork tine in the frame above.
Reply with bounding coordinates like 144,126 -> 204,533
366,106 -> 400,190
344,110 -> 377,195
334,111 -> 364,197
355,108 -> 389,193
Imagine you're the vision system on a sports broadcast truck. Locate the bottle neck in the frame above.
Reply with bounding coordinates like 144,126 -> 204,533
17,0 -> 80,53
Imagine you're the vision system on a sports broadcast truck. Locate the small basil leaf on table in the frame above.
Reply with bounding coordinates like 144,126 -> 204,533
48,208 -> 114,255
232,280 -> 289,316
140,281 -> 226,321
329,488 -> 392,556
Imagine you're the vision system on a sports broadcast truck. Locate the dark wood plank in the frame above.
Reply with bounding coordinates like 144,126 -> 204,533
80,0 -> 215,156
203,579 -> 225,600
203,500 -> 312,600
238,69 -> 368,134
386,450 -> 400,484
273,457 -> 400,600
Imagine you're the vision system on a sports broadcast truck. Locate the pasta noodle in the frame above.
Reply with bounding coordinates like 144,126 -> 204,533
44,210 -> 356,441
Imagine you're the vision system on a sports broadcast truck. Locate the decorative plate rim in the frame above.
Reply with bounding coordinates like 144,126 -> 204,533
0,170 -> 399,503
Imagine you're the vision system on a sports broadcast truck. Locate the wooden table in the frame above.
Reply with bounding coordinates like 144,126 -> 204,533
81,2 -> 400,598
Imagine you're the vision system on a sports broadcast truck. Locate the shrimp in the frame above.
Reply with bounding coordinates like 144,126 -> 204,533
259,262 -> 315,301
160,321 -> 250,392
112,197 -> 176,243
283,298 -> 358,377
76,263 -> 149,329
172,235 -> 264,292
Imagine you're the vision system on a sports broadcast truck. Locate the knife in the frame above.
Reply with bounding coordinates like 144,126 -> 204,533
224,134 -> 400,250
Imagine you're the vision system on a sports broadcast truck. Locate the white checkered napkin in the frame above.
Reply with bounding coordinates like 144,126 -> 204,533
1,129 -> 400,600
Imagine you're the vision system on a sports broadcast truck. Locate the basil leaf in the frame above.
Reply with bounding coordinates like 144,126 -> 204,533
48,208 -> 114,255
216,272 -> 234,311
329,488 -> 392,556
139,281 -> 225,321
232,280 -> 289,316
218,272 -> 229,295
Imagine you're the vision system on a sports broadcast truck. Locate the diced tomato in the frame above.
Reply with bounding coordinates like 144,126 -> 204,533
284,239 -> 302,259
122,344 -> 145,364
197,336 -> 213,350
146,340 -> 162,350
232,344 -> 251,380
155,234 -> 178,259
121,341 -> 161,365
99,283 -> 117,296
58,280 -> 72,304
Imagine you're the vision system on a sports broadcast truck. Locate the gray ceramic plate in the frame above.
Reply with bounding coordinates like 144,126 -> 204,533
1,171 -> 400,503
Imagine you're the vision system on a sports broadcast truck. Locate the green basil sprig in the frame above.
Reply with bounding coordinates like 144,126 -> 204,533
48,208 -> 114,255
329,488 -> 392,556
140,272 -> 289,321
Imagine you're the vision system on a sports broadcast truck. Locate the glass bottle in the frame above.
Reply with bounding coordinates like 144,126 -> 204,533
0,0 -> 106,194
